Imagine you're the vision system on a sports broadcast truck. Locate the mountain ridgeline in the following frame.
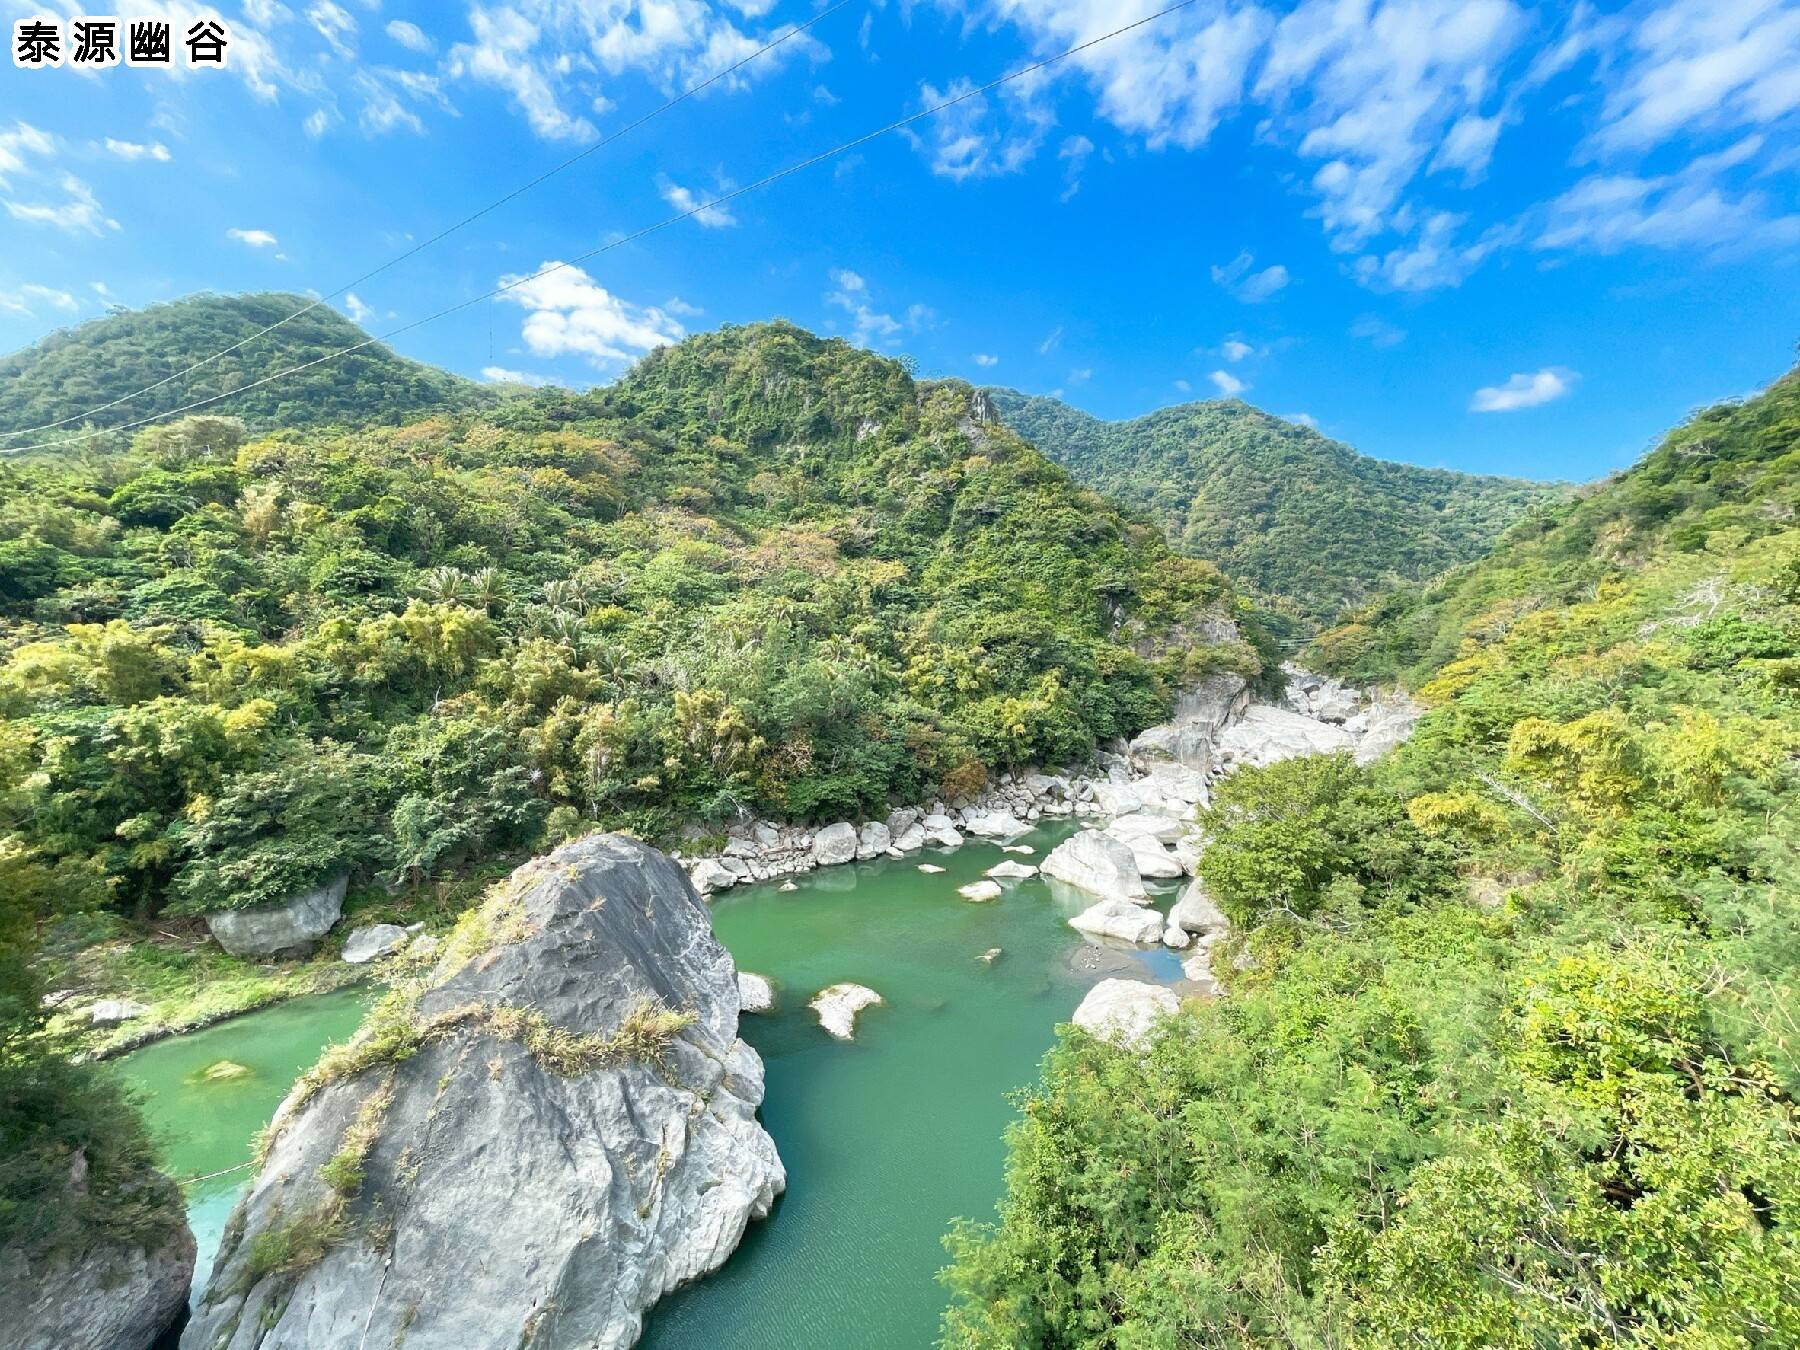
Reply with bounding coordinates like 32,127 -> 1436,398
0,293 -> 495,449
987,387 -> 1563,627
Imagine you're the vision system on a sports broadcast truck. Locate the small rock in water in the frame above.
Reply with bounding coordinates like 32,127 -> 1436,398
1000,844 -> 1035,855
958,880 -> 1004,902
978,947 -> 1002,964
199,1059 -> 253,1082
738,971 -> 776,1015
778,880 -> 798,893
811,983 -> 882,1040
985,860 -> 1038,879
917,863 -> 946,874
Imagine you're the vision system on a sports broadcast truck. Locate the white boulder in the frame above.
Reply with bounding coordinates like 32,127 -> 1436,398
1068,900 -> 1163,945
963,810 -> 1029,839
1108,813 -> 1184,843
812,821 -> 860,866
856,821 -> 892,859
1216,704 -> 1355,770
985,860 -> 1038,879
88,999 -> 150,1028
1041,829 -> 1147,902
1169,880 -> 1229,935
688,858 -> 738,896
958,880 -> 1003,903
738,971 -> 776,1015
341,924 -> 409,964
920,814 -> 965,848
810,983 -> 882,1040
1071,979 -> 1180,1050
1125,836 -> 1185,880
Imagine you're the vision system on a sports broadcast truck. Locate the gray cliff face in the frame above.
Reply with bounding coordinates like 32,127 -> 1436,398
183,833 -> 784,1350
0,1200 -> 195,1350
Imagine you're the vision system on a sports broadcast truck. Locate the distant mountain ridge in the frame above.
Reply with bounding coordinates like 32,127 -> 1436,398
986,387 -> 1566,627
0,292 -> 494,449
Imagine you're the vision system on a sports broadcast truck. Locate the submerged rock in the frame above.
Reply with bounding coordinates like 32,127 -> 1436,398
810,983 -> 882,1040
917,863 -> 946,875
183,834 -> 782,1350
1042,829 -> 1147,902
958,880 -> 1003,902
985,860 -> 1038,879
203,873 -> 347,957
1071,979 -> 1180,1051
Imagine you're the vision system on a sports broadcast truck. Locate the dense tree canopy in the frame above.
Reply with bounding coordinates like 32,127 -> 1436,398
942,368 -> 1800,1344
0,293 -> 495,448
0,321 -> 1263,928
988,387 -> 1563,628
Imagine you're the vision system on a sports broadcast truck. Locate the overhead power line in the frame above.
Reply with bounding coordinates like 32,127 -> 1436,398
0,0 -> 856,443
4,0 -> 1201,457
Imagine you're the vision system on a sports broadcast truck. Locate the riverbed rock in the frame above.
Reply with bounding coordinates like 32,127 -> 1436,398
978,947 -> 1002,963
962,809 -> 1028,839
340,923 -> 408,964
1107,812 -> 1185,843
1042,829 -> 1147,902
203,873 -> 347,957
88,998 -> 150,1027
1162,921 -> 1192,949
688,858 -> 737,896
183,833 -> 783,1350
855,821 -> 892,859
1170,880 -> 1229,935
985,860 -> 1038,879
1125,835 -> 1185,879
0,1179 -> 196,1350
920,814 -> 964,848
892,823 -> 927,853
810,983 -> 882,1041
1071,979 -> 1180,1051
1068,900 -> 1164,944
1216,705 -> 1354,771
1350,692 -> 1423,764
958,880 -> 1003,902
813,821 -> 860,866
737,971 -> 775,1015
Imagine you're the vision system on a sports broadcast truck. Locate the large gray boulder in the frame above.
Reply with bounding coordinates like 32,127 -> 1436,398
1215,705 -> 1355,771
1042,829 -> 1147,902
340,923 -> 408,964
1170,879 -> 1230,935
1069,900 -> 1163,944
813,821 -> 860,866
184,834 -> 783,1350
204,873 -> 347,957
1349,692 -> 1423,764
0,1173 -> 195,1350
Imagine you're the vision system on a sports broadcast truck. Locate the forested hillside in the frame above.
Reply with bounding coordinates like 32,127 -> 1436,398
943,372 -> 1800,1342
0,293 -> 493,446
988,388 -> 1561,626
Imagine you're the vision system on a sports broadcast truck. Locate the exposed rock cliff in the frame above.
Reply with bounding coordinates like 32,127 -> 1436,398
183,834 -> 783,1350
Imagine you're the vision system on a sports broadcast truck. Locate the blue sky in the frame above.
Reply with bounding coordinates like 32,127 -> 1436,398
2,0 -> 1798,481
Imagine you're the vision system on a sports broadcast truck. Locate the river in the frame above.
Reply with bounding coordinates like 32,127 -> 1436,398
118,824 -> 1187,1347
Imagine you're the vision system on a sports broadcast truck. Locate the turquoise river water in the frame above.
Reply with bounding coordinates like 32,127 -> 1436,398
117,824 -> 1187,1347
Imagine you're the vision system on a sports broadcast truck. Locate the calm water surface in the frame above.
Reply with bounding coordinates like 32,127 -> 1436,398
120,826 -> 1184,1346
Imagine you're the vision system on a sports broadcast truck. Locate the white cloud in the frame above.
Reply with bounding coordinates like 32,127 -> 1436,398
304,108 -> 335,138
1212,251 -> 1289,302
1173,378 -> 1191,393
1068,367 -> 1092,384
448,0 -> 822,143
1593,0 -> 1800,155
825,267 -> 904,347
1209,369 -> 1247,397
973,352 -> 999,367
228,227 -> 281,249
102,138 -> 172,162
1220,338 -> 1253,362
1058,133 -> 1094,201
5,175 -> 119,235
0,122 -> 55,185
659,177 -> 737,227
386,19 -> 433,53
344,292 -> 374,324
664,296 -> 703,317
1470,367 -> 1577,412
1349,313 -> 1407,347
1537,137 -> 1800,255
1354,210 -> 1513,291
498,261 -> 684,366
354,67 -> 453,137
912,76 -> 1053,181
1038,326 -> 1063,355
482,365 -> 560,386
307,0 -> 358,56
1284,411 -> 1319,427
0,283 -> 79,316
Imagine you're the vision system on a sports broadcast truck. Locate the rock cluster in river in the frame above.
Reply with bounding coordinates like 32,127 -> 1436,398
183,833 -> 783,1350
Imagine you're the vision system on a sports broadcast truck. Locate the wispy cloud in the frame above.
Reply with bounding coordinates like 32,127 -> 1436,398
973,352 -> 999,367
660,178 -> 738,228
6,175 -> 119,235
1210,369 -> 1248,397
1471,367 -> 1577,412
498,261 -> 684,367
1212,251 -> 1288,303
101,138 -> 171,162
385,19 -> 432,53
228,227 -> 280,249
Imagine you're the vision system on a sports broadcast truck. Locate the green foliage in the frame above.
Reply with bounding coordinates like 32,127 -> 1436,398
0,294 -> 495,447
943,368 -> 1800,1345
989,387 -> 1564,627
0,321 -> 1252,928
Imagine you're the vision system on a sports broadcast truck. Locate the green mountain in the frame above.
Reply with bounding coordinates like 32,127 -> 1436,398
0,293 -> 493,450
986,388 -> 1563,626
944,370 -> 1800,1343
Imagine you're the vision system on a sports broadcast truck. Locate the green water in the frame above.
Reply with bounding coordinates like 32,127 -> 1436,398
120,826 -> 1183,1345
